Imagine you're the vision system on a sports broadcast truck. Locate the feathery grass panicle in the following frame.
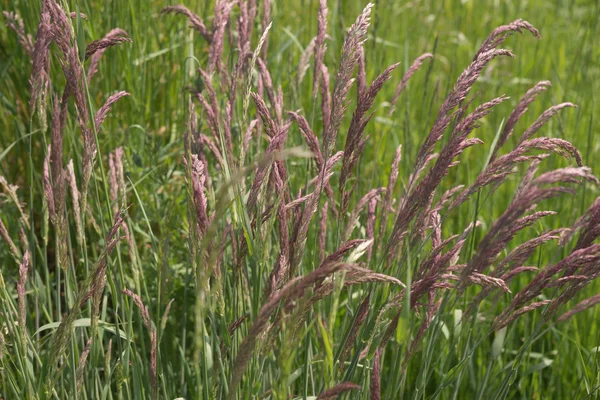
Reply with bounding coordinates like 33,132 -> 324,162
320,239 -> 369,270
199,133 -> 225,167
160,5 -> 212,41
545,271 -> 600,324
556,294 -> 600,322
517,102 -> 578,144
316,382 -> 361,399
228,262 -> 349,399
339,61 -> 400,215
357,47 -> 367,99
266,174 -> 292,294
246,0 -> 257,43
66,159 -> 83,246
378,144 -> 402,241
343,187 -> 386,241
242,20 -> 272,123
371,348 -> 381,400
0,177 -> 28,263
48,96 -> 69,270
69,11 -> 87,20
475,19 -> 540,59
387,93 -> 508,260
489,229 -> 564,284
115,147 -> 126,203
3,11 -> 34,56
108,151 -> 120,214
229,49 -> 252,123
313,0 -> 328,97
242,118 -> 259,158
122,221 -> 137,267
261,0 -> 271,62
386,45 -> 516,257
75,337 -> 93,395
210,1 -> 236,68
228,314 -> 249,336
246,110 -> 291,212
0,218 -> 20,262
5,1 -> 600,398
95,91 -> 130,131
0,176 -> 29,229
84,35 -> 131,61
289,151 -> 343,273
338,292 -> 370,369
87,28 -> 129,81
412,48 -> 513,176
490,80 -> 551,160
122,289 -> 158,399
250,91 -> 277,138
320,63 -> 332,135
451,137 -> 584,211
190,154 -> 210,236
44,210 -> 126,395
32,1 -> 130,225
290,110 -> 337,208
495,300 -> 552,330
42,146 -> 55,222
462,167 -> 598,290
29,12 -> 52,117
468,272 -> 511,292
323,3 -> 373,158
318,201 -> 329,263
237,0 -> 250,51
298,36 -> 317,84
388,53 -> 433,115
568,196 -> 600,250
289,111 -> 323,164
256,58 -> 283,123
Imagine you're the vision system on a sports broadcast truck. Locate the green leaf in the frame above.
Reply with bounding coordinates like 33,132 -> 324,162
492,326 -> 507,359
524,358 -> 553,375
34,318 -> 129,340
395,315 -> 410,344
76,5 -> 86,62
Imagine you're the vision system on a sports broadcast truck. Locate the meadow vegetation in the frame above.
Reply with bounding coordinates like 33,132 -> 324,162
1,0 -> 600,398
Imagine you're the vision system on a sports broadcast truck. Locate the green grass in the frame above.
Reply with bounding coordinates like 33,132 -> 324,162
1,0 -> 600,399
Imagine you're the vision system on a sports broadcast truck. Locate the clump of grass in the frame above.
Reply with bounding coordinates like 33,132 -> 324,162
2,0 -> 600,399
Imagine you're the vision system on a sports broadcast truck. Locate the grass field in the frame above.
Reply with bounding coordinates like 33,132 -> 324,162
1,0 -> 600,399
